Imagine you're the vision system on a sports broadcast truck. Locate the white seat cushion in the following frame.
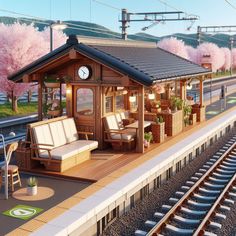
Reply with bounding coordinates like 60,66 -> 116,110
62,118 -> 79,143
33,124 -> 54,153
115,113 -> 124,129
40,140 -> 98,160
105,115 -> 120,130
111,133 -> 134,141
49,121 -> 67,147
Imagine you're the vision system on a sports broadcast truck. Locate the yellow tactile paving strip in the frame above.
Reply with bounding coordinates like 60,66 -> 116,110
7,106 -> 236,235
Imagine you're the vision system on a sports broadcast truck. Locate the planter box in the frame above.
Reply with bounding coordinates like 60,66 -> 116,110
44,82 -> 60,88
151,122 -> 165,143
47,110 -> 61,117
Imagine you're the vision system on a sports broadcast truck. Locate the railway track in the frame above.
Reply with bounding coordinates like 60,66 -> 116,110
135,136 -> 236,236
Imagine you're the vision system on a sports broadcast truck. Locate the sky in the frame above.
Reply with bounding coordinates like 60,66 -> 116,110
0,0 -> 236,37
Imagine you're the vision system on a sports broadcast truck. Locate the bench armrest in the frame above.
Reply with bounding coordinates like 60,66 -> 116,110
31,143 -> 54,147
31,146 -> 52,160
78,131 -> 94,140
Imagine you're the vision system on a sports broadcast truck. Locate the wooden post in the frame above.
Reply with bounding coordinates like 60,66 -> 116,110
199,77 -> 204,106
180,80 -> 186,100
66,83 -> 72,117
38,79 -> 43,121
137,86 -> 144,153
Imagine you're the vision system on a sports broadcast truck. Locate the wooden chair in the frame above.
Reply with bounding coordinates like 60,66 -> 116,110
103,114 -> 136,151
0,142 -> 21,192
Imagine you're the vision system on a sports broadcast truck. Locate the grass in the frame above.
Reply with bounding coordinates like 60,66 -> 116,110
0,102 -> 38,118
212,70 -> 235,78
0,100 -> 66,119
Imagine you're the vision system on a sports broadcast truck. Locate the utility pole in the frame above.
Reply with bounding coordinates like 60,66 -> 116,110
197,26 -> 201,45
120,9 -> 198,40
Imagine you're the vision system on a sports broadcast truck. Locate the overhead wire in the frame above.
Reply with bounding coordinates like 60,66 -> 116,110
224,0 -> 236,10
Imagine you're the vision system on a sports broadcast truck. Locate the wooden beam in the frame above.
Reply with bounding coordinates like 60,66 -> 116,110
69,49 -> 79,59
66,84 -> 73,117
137,86 -> 144,153
23,74 -> 30,83
199,77 -> 204,106
180,80 -> 186,100
38,78 -> 43,121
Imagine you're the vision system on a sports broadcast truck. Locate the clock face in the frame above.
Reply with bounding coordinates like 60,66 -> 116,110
78,66 -> 91,80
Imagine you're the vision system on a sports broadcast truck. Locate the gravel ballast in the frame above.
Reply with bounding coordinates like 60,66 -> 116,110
103,129 -> 236,236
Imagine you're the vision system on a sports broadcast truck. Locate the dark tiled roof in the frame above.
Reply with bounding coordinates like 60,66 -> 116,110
81,44 -> 211,85
9,36 -> 211,86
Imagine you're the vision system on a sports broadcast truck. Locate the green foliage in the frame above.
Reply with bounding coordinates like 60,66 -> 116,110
44,74 -> 60,83
159,116 -> 164,123
27,177 -> 38,187
0,102 -> 38,118
144,132 -> 153,142
183,104 -> 192,116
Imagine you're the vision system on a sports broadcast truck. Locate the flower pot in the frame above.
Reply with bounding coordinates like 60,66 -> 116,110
144,140 -> 150,148
44,82 -> 60,88
47,109 -> 61,117
27,186 -> 37,196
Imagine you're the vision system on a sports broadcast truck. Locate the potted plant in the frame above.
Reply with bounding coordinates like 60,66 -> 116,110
176,97 -> 183,110
151,116 -> 165,143
144,132 -> 153,148
47,99 -> 61,117
44,74 -> 60,88
170,96 -> 178,112
183,104 -> 192,126
27,177 -> 38,196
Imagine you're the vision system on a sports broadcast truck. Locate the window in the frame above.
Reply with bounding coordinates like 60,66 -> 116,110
105,96 -> 113,113
76,88 -> 94,115
210,137 -> 213,146
201,144 -> 205,153
189,152 -> 193,161
183,156 -> 187,166
176,161 -> 181,173
196,147 -> 200,157
166,167 -> 173,180
140,184 -> 149,200
130,195 -> 135,209
154,175 -> 161,189
115,95 -> 125,111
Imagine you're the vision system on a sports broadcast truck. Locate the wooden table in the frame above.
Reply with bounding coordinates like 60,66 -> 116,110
13,187 -> 54,201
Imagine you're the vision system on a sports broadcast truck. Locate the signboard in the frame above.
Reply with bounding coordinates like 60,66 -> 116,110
3,205 -> 43,220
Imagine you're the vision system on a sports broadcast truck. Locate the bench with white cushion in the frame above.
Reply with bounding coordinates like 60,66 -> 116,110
30,117 -> 98,172
103,113 -> 136,150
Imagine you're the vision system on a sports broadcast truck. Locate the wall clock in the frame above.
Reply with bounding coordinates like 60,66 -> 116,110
77,65 -> 92,80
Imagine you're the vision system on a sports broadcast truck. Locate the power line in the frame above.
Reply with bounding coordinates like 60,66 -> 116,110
224,0 -> 236,10
92,0 -> 120,11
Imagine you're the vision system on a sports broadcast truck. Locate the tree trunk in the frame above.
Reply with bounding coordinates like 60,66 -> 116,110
27,90 -> 32,103
12,96 -> 18,112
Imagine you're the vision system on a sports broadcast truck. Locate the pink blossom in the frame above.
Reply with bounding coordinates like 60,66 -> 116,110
0,22 -> 66,101
231,48 -> 236,69
152,84 -> 165,94
196,43 -> 224,72
157,37 -> 189,59
186,46 -> 198,63
221,47 -> 231,71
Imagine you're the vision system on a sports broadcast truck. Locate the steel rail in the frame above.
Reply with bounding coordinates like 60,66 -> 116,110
193,172 -> 236,235
147,141 -> 236,235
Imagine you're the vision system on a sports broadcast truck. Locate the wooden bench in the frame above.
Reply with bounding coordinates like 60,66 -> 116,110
29,116 -> 98,172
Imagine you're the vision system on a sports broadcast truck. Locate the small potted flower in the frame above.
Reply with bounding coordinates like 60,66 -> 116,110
27,177 -> 38,196
47,99 -> 61,117
144,132 -> 153,148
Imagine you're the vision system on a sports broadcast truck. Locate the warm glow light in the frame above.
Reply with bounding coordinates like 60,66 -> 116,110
148,93 -> 155,100
186,83 -> 192,90
51,21 -> 67,30
66,88 -> 72,94
129,96 -> 136,103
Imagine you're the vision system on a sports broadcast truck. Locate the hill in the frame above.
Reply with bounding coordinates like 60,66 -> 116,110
0,16 -> 233,48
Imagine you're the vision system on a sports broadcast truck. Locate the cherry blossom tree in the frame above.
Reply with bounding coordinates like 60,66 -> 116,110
186,46 -> 198,64
231,48 -> 236,69
0,22 -> 66,111
220,47 -> 231,71
195,43 -> 224,72
157,37 -> 189,59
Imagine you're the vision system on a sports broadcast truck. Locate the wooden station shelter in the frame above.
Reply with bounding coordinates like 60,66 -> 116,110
9,35 -> 211,153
